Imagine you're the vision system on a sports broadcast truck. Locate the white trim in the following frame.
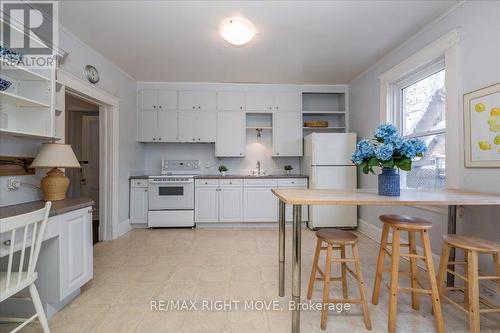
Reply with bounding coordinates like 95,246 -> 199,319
116,219 -> 132,238
57,69 -> 120,241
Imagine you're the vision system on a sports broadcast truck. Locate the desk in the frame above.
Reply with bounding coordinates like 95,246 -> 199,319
271,188 -> 500,333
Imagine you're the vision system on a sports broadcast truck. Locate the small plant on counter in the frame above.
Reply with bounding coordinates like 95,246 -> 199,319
218,165 -> 228,176
284,165 -> 293,175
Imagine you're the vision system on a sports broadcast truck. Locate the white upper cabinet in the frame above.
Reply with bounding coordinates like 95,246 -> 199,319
273,112 -> 303,156
273,92 -> 302,111
217,91 -> 246,111
139,110 -> 178,142
139,90 -> 177,110
157,112 -> 178,141
216,111 -> 246,157
197,112 -> 217,142
178,112 -> 199,142
246,92 -> 274,111
138,110 -> 158,142
178,111 -> 216,143
179,91 -> 217,110
245,91 -> 301,111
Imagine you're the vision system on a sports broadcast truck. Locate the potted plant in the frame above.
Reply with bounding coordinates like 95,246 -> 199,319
218,165 -> 228,176
284,165 -> 293,175
351,124 -> 427,196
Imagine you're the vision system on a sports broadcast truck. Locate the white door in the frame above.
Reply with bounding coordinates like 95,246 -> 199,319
311,133 -> 357,165
59,208 -> 93,299
309,166 -> 357,228
130,187 -> 148,224
138,111 -> 157,142
158,90 -> 178,110
178,111 -> 198,142
197,91 -> 217,110
178,91 -> 198,110
138,90 -> 157,110
219,187 -> 243,222
157,111 -> 178,142
244,187 -> 278,222
218,91 -> 245,111
273,92 -> 302,111
216,111 -> 246,157
195,187 -> 219,223
246,92 -> 274,111
273,112 -> 303,156
197,111 -> 217,142
81,115 -> 99,220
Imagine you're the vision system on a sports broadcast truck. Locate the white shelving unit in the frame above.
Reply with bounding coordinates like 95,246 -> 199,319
302,91 -> 348,133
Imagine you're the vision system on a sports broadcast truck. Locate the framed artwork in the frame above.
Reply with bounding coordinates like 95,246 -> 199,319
464,82 -> 500,167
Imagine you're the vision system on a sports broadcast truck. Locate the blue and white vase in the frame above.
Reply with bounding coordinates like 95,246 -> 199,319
378,168 -> 400,196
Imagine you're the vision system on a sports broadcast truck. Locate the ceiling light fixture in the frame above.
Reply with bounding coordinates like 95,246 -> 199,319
219,17 -> 256,46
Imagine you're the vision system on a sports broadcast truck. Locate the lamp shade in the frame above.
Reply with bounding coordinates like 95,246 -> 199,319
30,143 -> 81,168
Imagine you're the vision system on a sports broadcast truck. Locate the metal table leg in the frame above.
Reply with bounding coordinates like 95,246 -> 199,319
279,200 -> 286,297
292,205 -> 302,333
447,205 -> 457,287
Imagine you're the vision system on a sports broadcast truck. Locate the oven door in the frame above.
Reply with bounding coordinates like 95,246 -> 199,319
148,180 -> 194,210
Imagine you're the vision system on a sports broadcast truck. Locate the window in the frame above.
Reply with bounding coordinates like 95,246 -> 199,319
394,61 -> 446,189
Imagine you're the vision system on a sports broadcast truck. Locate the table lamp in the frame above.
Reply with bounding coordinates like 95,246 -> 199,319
30,143 -> 81,201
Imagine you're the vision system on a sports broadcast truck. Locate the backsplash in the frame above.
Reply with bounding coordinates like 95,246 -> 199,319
142,129 -> 301,176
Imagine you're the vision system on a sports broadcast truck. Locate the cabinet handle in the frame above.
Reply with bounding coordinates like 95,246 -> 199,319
205,182 -> 208,184
145,189 -> 148,192
277,152 -> 280,155
229,181 -> 232,184
268,106 -> 272,110
198,106 -> 201,109
192,138 -> 195,141
198,138 -> 201,141
158,137 -> 162,141
159,105 -> 162,109
276,106 -> 279,110
153,138 -> 156,141
153,105 -> 156,109
3,240 -> 11,246
192,106 -> 195,109
291,181 -> 295,184
240,106 -> 243,110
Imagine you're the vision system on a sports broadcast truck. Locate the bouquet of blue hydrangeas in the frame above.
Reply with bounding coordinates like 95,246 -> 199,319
351,124 -> 427,174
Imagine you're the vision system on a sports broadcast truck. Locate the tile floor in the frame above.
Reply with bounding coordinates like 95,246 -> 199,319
3,227 -> 499,333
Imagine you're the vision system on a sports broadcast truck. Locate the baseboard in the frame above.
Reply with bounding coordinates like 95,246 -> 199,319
115,219 -> 132,238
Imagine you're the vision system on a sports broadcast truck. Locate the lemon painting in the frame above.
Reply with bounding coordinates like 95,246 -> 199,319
469,89 -> 500,163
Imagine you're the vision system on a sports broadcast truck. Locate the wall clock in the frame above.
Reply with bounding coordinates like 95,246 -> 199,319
84,65 -> 99,84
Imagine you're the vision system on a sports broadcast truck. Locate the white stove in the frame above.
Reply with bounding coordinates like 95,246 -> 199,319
147,160 -> 199,228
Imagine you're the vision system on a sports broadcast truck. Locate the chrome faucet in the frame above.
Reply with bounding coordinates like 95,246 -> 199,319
256,160 -> 261,175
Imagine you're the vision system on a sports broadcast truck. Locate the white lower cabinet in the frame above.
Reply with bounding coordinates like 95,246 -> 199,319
195,186 -> 219,223
219,187 -> 244,222
59,207 -> 93,300
243,187 -> 278,222
130,180 -> 148,225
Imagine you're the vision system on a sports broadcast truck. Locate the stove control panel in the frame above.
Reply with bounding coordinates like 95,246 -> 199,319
161,159 -> 199,175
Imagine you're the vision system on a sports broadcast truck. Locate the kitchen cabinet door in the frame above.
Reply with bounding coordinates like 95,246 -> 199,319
244,187 -> 278,222
246,92 -> 274,111
218,91 -> 245,111
216,111 -> 246,157
158,90 -> 178,110
179,91 -> 198,110
178,111 -> 198,142
196,111 -> 216,142
157,111 -> 178,142
59,208 -> 93,300
138,110 -> 158,142
219,187 -> 243,222
138,90 -> 157,110
273,92 -> 302,111
273,112 -> 303,156
195,187 -> 219,223
197,91 -> 217,110
130,186 -> 148,224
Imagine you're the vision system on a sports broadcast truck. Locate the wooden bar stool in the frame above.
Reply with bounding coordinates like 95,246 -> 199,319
372,215 -> 444,333
437,234 -> 500,333
307,229 -> 372,330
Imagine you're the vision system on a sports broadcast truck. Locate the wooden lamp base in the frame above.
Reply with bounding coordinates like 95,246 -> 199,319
41,168 -> 70,201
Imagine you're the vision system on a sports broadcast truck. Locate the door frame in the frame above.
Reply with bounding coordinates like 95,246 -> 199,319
57,69 -> 120,241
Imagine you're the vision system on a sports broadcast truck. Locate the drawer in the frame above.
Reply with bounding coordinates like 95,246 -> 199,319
195,179 -> 219,187
244,179 -> 278,187
278,178 -> 307,187
131,179 -> 148,187
220,179 -> 243,187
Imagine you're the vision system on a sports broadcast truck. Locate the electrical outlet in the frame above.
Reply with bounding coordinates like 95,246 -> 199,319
7,178 -> 21,190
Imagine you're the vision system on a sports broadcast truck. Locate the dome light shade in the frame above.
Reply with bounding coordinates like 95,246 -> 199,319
219,17 -> 256,46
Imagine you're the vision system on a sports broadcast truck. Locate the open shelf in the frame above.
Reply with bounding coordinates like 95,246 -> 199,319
1,62 -> 51,81
302,92 -> 345,112
0,90 -> 50,108
0,128 -> 60,141
302,110 -> 346,115
303,126 -> 346,130
246,126 -> 272,130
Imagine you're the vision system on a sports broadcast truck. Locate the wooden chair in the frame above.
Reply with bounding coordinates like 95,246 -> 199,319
0,202 -> 52,333
307,229 -> 371,330
437,234 -> 500,333
371,214 -> 444,333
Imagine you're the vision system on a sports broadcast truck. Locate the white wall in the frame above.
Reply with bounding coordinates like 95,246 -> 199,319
349,1 -> 500,275
143,129 -> 301,176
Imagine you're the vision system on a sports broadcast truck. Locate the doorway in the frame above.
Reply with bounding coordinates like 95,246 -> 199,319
65,95 -> 100,244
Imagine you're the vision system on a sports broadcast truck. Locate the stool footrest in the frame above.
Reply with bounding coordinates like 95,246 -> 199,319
447,261 -> 466,265
326,298 -> 362,304
446,269 -> 468,282
331,258 -> 356,263
398,286 -> 432,295
400,253 -> 426,260
441,295 -> 469,314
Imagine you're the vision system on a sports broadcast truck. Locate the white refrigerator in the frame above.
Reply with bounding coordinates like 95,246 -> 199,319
302,133 -> 358,229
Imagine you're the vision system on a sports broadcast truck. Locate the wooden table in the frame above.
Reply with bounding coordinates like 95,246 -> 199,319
271,188 -> 500,333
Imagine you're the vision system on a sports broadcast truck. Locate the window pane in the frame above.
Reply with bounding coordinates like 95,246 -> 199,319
402,69 -> 445,136
406,133 -> 445,189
